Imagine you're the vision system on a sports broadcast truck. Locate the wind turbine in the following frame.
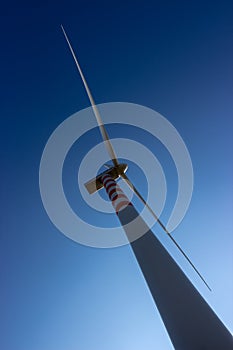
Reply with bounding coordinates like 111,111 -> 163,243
61,25 -> 233,349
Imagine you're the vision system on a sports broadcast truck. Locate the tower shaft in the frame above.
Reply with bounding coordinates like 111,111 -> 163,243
102,173 -> 233,349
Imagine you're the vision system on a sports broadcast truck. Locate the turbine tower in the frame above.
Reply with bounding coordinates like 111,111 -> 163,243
61,26 -> 233,349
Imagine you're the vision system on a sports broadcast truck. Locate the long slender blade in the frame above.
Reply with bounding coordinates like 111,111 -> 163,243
61,25 -> 119,167
121,173 -> 211,291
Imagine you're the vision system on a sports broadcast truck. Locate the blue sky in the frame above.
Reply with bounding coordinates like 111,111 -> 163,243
1,1 -> 233,349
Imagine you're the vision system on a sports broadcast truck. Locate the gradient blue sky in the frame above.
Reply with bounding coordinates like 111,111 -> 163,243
1,1 -> 233,349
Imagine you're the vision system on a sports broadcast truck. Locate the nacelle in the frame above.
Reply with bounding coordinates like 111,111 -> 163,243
84,163 -> 128,194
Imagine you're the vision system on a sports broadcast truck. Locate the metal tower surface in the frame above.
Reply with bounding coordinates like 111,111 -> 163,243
102,173 -> 233,349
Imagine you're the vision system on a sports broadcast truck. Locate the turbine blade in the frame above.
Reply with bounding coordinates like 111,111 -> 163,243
121,173 -> 211,291
61,25 -> 119,167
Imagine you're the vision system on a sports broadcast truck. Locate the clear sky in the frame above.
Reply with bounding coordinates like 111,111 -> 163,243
1,1 -> 233,349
